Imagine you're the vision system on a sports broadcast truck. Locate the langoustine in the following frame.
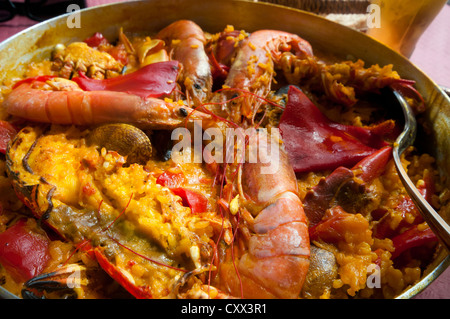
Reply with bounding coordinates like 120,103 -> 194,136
2,62 -> 211,130
217,29 -> 314,124
215,129 -> 310,298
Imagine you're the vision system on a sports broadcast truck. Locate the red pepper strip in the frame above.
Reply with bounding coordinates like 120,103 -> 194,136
309,206 -> 369,243
351,146 -> 392,183
391,80 -> 426,114
72,60 -> 181,99
372,168 -> 434,239
156,171 -> 186,188
372,196 -> 422,239
0,219 -> 50,282
155,172 -> 207,214
215,30 -> 241,64
170,188 -> 208,214
279,86 -> 393,173
327,118 -> 394,150
0,120 -> 17,154
309,207 -> 348,242
391,225 -> 437,259
12,75 -> 56,89
84,32 -> 109,48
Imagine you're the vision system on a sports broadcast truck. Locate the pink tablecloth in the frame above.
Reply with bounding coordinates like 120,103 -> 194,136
410,4 -> 450,89
0,0 -> 449,299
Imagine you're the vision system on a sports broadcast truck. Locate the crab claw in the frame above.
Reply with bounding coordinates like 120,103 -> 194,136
21,264 -> 87,299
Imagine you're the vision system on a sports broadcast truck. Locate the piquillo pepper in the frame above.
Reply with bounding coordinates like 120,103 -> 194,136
73,61 -> 180,99
391,225 -> 437,259
0,219 -> 50,282
279,86 -> 394,173
84,32 -> 109,48
156,171 -> 208,214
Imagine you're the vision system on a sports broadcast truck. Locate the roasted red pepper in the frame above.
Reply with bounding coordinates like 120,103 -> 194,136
372,195 -> 423,240
170,188 -> 208,214
309,206 -> 349,242
0,120 -> 17,154
12,75 -> 56,89
0,219 -> 50,282
72,60 -> 181,99
279,86 -> 394,173
156,171 -> 208,214
156,171 -> 186,188
309,206 -> 370,243
351,146 -> 392,183
84,32 -> 109,48
391,225 -> 437,259
372,168 -> 434,239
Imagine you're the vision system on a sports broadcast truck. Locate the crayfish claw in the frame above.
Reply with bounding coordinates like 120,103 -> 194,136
22,264 -> 87,299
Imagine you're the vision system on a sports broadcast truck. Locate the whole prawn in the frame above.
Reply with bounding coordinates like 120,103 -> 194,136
204,29 -> 312,298
3,77 -> 210,129
221,29 -> 314,123
156,20 -> 212,106
216,129 -> 310,298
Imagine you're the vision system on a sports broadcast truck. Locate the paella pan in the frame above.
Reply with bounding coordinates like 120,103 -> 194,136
0,0 -> 449,299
